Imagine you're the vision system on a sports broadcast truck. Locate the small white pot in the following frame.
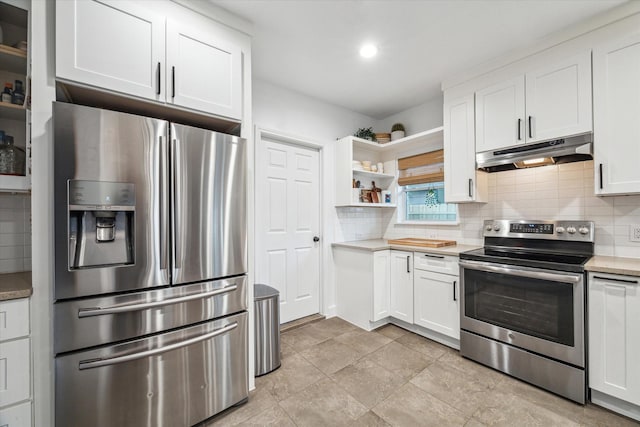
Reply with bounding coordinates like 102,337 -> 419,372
391,130 -> 405,141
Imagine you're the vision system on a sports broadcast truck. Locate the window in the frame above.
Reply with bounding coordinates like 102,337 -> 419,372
400,182 -> 458,223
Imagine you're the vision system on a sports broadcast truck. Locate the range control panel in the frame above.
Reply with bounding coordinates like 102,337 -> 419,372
483,220 -> 594,242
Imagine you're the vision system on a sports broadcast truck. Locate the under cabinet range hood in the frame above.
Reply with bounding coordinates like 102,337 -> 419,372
476,133 -> 593,172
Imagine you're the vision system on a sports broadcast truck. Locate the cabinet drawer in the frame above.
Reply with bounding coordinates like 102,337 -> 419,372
413,253 -> 458,275
0,338 -> 30,408
0,299 -> 29,342
0,401 -> 31,426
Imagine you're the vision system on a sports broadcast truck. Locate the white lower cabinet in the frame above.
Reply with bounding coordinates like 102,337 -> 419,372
372,250 -> 391,322
589,273 -> 640,409
389,250 -> 413,323
0,298 -> 31,426
414,270 -> 460,340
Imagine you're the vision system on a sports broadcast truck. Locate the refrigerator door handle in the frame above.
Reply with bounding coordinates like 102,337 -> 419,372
77,284 -> 238,318
159,135 -> 169,272
171,137 -> 182,269
78,321 -> 238,370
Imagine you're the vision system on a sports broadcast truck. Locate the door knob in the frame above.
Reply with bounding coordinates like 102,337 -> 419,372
313,236 -> 320,242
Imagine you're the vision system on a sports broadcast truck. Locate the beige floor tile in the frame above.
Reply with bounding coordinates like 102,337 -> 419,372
374,324 -> 409,339
581,404 -> 640,427
410,361 -> 493,417
438,350 -> 503,389
331,358 -> 406,408
257,352 -> 326,401
363,341 -> 433,380
471,388 -> 581,426
280,342 -> 296,359
395,332 -> 449,359
207,387 -> 277,426
281,323 -> 334,352
308,316 -> 362,337
464,418 -> 488,427
300,338 -> 362,375
235,405 -> 296,427
349,411 -> 391,426
279,378 -> 368,427
373,382 -> 467,427
334,329 -> 393,357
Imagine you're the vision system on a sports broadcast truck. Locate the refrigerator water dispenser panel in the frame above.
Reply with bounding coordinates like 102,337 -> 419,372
68,180 -> 135,269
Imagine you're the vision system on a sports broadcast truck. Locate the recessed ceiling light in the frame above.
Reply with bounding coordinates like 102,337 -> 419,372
359,44 -> 377,58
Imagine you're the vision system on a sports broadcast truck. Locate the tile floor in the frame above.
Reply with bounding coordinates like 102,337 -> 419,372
206,317 -> 638,426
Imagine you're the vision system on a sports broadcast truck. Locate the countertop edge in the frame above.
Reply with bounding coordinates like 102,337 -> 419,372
332,240 -> 480,256
585,255 -> 640,278
0,271 -> 33,302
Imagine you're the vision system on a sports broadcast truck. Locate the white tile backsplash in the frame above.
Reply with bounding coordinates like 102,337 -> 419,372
0,193 -> 31,273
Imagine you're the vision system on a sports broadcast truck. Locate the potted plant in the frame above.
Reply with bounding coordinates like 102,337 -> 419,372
391,123 -> 405,141
354,127 -> 376,141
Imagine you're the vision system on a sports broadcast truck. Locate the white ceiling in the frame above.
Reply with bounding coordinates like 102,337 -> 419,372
210,0 -> 626,119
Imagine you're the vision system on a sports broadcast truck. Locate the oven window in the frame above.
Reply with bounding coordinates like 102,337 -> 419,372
464,269 -> 574,346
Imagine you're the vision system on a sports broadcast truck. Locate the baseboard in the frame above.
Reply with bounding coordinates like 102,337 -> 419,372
591,389 -> 640,422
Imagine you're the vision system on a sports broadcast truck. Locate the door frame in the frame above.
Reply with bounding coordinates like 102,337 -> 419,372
254,126 -> 326,322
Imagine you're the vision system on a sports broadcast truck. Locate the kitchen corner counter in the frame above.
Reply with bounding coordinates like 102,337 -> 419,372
585,256 -> 640,277
332,239 -> 480,256
0,272 -> 33,301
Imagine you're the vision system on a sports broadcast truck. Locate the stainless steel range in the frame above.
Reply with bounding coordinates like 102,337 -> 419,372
459,219 -> 594,404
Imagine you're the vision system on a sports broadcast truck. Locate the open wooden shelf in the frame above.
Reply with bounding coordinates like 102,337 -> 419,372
0,101 -> 26,120
351,126 -> 443,153
0,44 -> 27,74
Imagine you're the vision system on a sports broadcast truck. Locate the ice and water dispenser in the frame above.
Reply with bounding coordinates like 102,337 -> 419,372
68,180 -> 135,269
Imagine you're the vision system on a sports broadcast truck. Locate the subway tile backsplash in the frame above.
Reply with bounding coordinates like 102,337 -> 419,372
0,193 -> 31,273
336,161 -> 640,259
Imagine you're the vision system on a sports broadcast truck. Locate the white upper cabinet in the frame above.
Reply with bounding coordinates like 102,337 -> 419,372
593,33 -> 640,195
444,94 -> 487,203
475,76 -> 525,153
56,0 -> 165,102
166,19 -> 242,119
57,0 -> 244,120
525,52 -> 592,143
474,51 -> 592,152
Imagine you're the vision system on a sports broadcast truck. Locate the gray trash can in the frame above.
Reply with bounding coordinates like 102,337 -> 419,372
254,284 -> 281,376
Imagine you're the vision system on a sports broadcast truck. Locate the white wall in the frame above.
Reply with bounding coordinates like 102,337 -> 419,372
374,95 -> 444,136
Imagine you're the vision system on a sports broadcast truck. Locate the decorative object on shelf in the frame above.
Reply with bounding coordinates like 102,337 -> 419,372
383,190 -> 391,203
375,133 -> 391,144
354,127 -> 376,141
371,181 -> 381,203
13,41 -> 27,51
12,80 -> 24,106
361,160 -> 372,171
391,123 -> 405,141
370,164 -> 378,172
1,82 -> 12,103
377,162 -> 384,173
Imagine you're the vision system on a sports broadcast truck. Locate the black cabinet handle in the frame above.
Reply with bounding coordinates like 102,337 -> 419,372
528,116 -> 533,139
156,62 -> 161,95
423,254 -> 445,259
468,178 -> 473,198
517,118 -> 521,140
599,163 -> 603,190
171,66 -> 176,98
593,275 -> 638,284
453,280 -> 457,301
406,256 -> 410,273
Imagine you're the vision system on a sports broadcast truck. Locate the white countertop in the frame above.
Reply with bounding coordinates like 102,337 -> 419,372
331,239 -> 480,256
585,256 -> 640,278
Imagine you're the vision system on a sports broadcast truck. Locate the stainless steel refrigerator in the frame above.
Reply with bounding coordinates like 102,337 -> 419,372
52,102 -> 248,426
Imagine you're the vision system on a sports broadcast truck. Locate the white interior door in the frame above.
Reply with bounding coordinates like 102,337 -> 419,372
256,136 -> 321,324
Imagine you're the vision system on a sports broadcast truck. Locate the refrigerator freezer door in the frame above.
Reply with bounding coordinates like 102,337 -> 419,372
54,275 -> 247,354
171,123 -> 247,284
54,102 -> 170,300
56,311 -> 248,427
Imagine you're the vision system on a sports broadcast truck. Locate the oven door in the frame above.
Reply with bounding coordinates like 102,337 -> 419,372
459,260 -> 584,367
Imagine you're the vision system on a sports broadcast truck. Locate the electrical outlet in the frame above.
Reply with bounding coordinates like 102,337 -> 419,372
629,225 -> 640,242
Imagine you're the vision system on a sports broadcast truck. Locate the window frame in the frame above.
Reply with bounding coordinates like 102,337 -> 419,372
397,181 -> 460,225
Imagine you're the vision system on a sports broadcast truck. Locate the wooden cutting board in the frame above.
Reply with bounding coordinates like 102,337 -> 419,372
388,238 -> 457,248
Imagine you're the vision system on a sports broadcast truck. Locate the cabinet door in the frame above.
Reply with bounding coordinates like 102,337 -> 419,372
56,0 -> 165,101
593,34 -> 640,195
525,51 -> 592,143
0,402 -> 31,427
371,250 -> 390,322
167,19 -> 242,120
444,94 -> 487,203
589,274 -> 640,405
414,271 -> 459,339
475,76 -> 525,152
0,338 -> 30,408
389,250 -> 413,323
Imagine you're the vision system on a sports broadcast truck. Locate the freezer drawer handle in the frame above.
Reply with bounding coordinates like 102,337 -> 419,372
78,322 -> 238,370
78,285 -> 238,318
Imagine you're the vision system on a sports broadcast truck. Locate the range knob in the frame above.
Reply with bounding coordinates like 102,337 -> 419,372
579,226 -> 590,235
485,225 -> 493,232
493,224 -> 501,231
556,226 -> 565,234
566,226 -> 577,234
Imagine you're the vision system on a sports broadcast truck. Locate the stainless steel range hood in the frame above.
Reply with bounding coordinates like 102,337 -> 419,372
476,133 -> 593,172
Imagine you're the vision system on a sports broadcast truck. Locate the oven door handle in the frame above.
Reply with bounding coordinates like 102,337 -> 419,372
77,285 -> 238,318
459,260 -> 582,284
78,322 -> 238,370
